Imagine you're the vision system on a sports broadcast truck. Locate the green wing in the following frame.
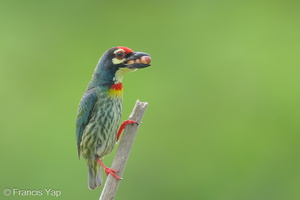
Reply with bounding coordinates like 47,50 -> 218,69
76,90 -> 97,158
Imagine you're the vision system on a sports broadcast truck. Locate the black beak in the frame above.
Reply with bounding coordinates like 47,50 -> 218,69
126,52 -> 149,61
124,52 -> 151,69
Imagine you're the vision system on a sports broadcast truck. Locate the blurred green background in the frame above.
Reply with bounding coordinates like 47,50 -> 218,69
1,0 -> 300,199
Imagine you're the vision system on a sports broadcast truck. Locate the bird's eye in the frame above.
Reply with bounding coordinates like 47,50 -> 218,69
115,51 -> 125,60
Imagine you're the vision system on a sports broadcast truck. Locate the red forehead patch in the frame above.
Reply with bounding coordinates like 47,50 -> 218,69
117,46 -> 134,54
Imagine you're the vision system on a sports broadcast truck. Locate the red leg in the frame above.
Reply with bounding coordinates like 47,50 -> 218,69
97,159 -> 122,180
116,120 -> 138,141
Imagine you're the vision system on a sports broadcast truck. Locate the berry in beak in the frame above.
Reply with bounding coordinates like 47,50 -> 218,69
124,52 -> 151,69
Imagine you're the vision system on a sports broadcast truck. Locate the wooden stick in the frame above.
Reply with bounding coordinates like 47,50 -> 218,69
99,100 -> 148,200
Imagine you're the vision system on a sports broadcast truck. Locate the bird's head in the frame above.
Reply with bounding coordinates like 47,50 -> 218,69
91,46 -> 151,86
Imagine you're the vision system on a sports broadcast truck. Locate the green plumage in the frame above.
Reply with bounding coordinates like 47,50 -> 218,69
76,47 -> 151,190
77,86 -> 122,189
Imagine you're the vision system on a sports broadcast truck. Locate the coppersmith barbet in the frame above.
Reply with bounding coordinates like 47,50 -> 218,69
76,47 -> 151,189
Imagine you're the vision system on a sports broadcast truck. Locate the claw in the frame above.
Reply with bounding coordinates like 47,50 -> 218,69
97,159 -> 122,180
104,168 -> 122,180
116,120 -> 139,141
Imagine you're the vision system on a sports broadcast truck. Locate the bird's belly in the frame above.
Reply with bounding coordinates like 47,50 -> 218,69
81,97 -> 122,159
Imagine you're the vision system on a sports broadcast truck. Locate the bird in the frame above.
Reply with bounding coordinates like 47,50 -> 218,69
76,46 -> 151,190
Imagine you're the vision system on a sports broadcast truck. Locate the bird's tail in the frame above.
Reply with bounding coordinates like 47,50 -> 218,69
88,160 -> 102,190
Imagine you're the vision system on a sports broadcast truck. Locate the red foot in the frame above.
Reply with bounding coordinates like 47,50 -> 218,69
116,120 -> 138,141
97,159 -> 122,180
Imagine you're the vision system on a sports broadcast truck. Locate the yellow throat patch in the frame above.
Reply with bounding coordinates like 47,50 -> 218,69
108,68 -> 136,98
107,82 -> 123,98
